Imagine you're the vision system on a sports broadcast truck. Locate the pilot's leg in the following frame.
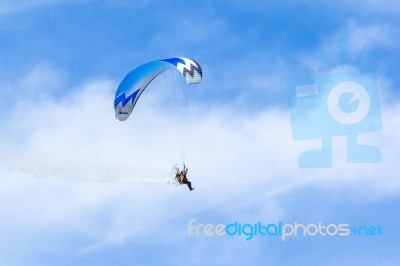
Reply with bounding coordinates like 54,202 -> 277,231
183,180 -> 193,191
187,181 -> 193,191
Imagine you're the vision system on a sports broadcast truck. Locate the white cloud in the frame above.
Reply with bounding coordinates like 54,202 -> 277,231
298,21 -> 398,74
1,63 -> 399,264
345,21 -> 396,55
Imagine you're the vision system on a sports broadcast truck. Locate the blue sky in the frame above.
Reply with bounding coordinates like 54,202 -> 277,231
0,0 -> 400,265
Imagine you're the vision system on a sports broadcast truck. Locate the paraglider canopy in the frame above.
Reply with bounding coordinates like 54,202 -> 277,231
114,57 -> 202,121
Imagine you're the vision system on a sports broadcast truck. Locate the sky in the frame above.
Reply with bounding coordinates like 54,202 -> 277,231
0,0 -> 400,265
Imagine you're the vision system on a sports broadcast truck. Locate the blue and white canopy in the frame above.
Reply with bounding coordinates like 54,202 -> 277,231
114,57 -> 202,121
